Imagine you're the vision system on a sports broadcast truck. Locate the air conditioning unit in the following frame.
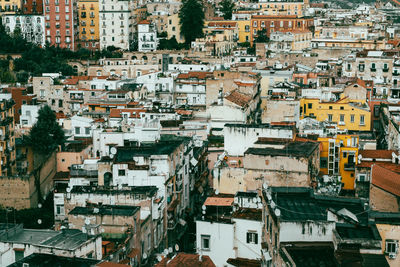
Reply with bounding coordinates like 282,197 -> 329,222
389,253 -> 396,259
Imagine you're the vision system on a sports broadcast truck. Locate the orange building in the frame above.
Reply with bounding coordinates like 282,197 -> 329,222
250,15 -> 313,44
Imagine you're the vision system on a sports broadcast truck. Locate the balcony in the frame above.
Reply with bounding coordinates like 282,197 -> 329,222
167,218 -> 178,230
370,68 -> 376,72
383,68 -> 389,73
344,163 -> 355,171
393,72 -> 399,76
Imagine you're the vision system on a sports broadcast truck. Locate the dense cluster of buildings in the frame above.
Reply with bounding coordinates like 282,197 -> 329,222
1,0 -> 400,266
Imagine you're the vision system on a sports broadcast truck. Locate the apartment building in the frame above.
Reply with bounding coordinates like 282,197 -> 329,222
0,97 -> 16,177
258,0 -> 309,17
99,0 -> 132,50
250,15 -> 313,44
77,0 -> 99,50
43,0 -> 76,50
22,0 -> 43,14
0,0 -> 21,13
2,14 -> 45,46
138,20 -> 158,52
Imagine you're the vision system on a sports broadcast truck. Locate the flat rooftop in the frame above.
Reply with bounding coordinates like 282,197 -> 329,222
245,141 -> 319,158
70,205 -> 140,217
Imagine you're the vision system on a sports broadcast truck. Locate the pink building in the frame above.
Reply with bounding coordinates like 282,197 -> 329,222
43,0 -> 76,50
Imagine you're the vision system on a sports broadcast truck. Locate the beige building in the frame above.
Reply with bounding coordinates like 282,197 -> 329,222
372,212 -> 400,266
213,140 -> 320,194
167,13 -> 184,43
0,151 -> 56,209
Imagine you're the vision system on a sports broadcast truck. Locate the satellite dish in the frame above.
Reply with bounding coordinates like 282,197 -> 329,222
257,203 -> 263,209
202,210 -> 206,214
38,203 -> 42,209
215,189 -> 219,195
252,197 -> 257,203
168,247 -> 173,253
37,219 -> 42,225
202,205 -> 206,210
263,182 -> 268,189
275,209 -> 281,217
66,187 -> 72,193
163,249 -> 169,255
110,154 -> 114,159
85,218 -> 90,225
257,197 -> 261,203
157,256 -> 162,262
143,253 -> 148,259
175,244 -> 179,251
110,147 -> 117,155
271,201 -> 276,209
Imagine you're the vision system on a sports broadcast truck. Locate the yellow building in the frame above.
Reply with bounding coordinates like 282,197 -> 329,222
236,20 -> 251,43
0,98 -> 16,177
259,0 -> 308,17
0,0 -> 21,14
167,13 -> 184,43
77,0 -> 99,49
300,97 -> 371,131
318,134 -> 359,190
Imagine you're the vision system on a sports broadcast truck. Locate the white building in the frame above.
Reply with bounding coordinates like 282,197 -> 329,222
99,0 -> 132,50
20,105 -> 40,127
196,195 -> 263,267
70,115 -> 94,138
0,224 -> 102,266
2,15 -> 45,46
138,20 -> 158,52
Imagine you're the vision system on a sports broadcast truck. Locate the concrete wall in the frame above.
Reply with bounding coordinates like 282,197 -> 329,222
196,220 -> 235,267
376,223 -> 400,267
224,125 -> 294,156
0,151 -> 56,209
370,185 -> 400,212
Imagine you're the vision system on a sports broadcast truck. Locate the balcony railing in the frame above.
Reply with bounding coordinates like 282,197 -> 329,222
344,163 -> 355,171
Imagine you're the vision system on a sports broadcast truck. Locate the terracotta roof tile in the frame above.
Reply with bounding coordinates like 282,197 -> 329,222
360,150 -> 397,159
204,197 -> 234,206
372,164 -> 400,197
155,253 -> 215,267
225,90 -> 251,108
176,72 -> 212,80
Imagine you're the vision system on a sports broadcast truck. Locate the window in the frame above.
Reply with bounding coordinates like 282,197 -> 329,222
371,63 -> 376,71
350,114 -> 355,123
385,240 -> 398,254
358,174 -> 366,182
56,204 -> 65,215
329,106 -> 332,110
328,114 -> 333,122
247,232 -> 258,244
75,127 -> 80,134
360,115 -> 365,125
14,250 -> 24,262
201,235 -> 210,250
359,64 -> 365,72
340,114 -> 345,122
320,158 -> 328,168
308,103 -> 312,109
118,169 -> 126,176
85,127 -> 90,135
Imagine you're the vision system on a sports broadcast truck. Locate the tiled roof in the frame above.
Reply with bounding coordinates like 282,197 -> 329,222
204,197 -> 234,207
176,72 -> 212,80
97,262 -> 130,267
371,164 -> 400,197
225,90 -> 251,108
360,150 -> 396,159
227,258 -> 261,267
155,253 -> 215,267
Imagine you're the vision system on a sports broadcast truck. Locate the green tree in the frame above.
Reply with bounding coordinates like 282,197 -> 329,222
28,105 -> 65,155
179,0 -> 205,45
254,29 -> 269,43
219,0 -> 235,20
